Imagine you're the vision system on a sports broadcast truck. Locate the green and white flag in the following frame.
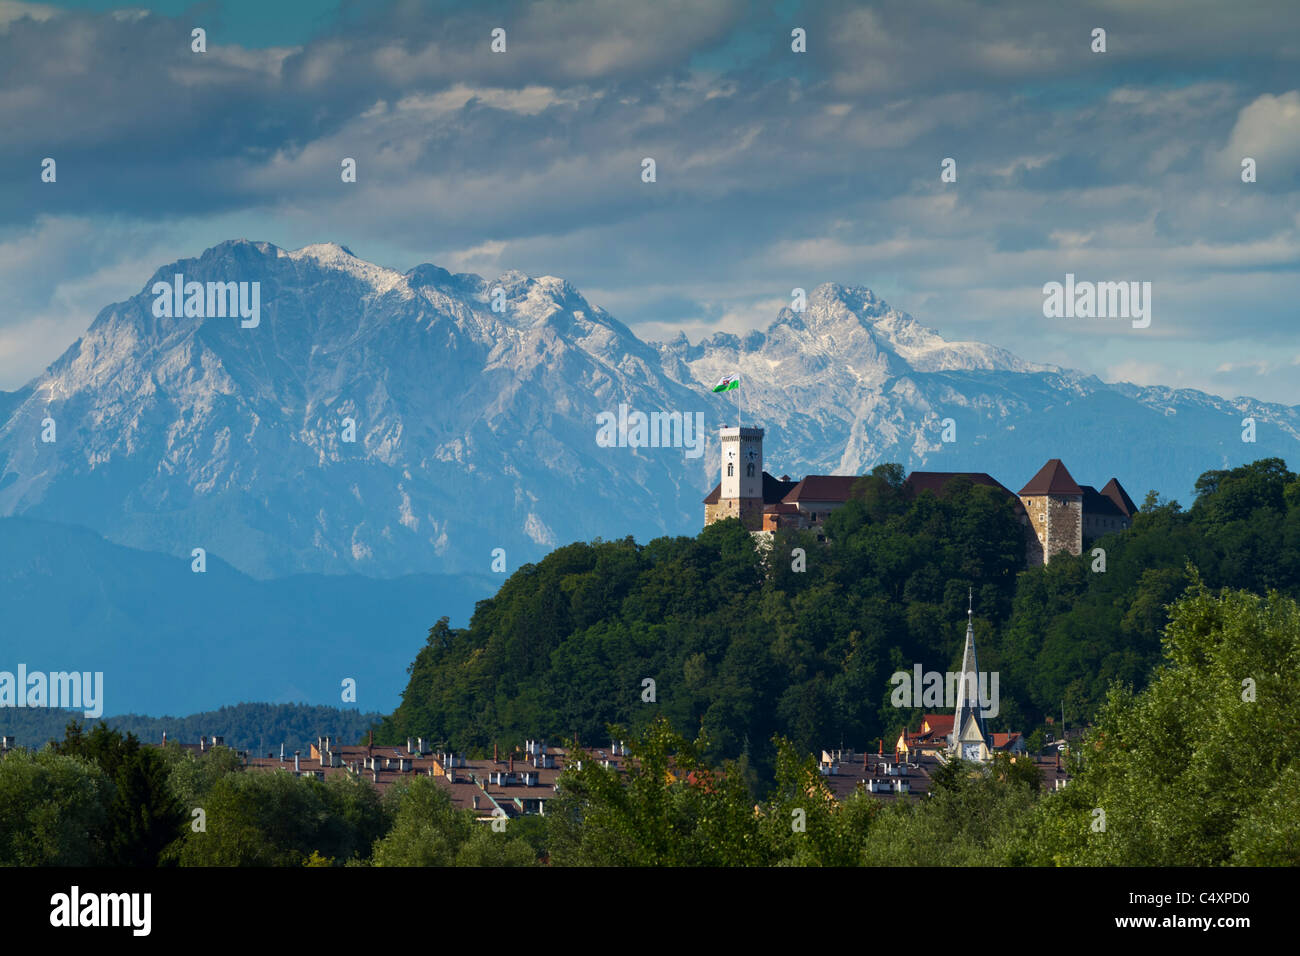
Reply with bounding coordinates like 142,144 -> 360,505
711,374 -> 739,393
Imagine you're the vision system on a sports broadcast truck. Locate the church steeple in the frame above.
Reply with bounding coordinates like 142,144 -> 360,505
951,590 -> 990,761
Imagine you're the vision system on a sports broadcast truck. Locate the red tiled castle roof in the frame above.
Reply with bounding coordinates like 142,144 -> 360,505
905,471 -> 1028,516
1101,478 -> 1137,517
781,475 -> 864,503
1018,459 -> 1083,496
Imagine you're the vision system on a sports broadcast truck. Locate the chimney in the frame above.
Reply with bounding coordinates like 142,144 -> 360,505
407,737 -> 415,754
279,743 -> 285,763
494,742 -> 499,764
294,751 -> 301,772
0,736 -> 12,751
509,754 -> 514,774
417,737 -> 425,753
212,735 -> 223,748
199,735 -> 208,753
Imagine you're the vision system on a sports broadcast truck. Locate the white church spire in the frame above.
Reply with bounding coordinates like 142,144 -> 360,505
951,589 -> 990,760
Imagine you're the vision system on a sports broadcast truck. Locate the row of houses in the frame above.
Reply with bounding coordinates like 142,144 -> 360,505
816,741 -> 1071,803
159,732 -> 622,820
150,724 -> 1069,819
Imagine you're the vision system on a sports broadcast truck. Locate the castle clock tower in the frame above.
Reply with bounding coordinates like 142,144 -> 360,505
718,426 -> 764,529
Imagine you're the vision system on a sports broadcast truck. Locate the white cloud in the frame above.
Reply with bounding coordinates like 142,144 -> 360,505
1215,90 -> 1300,176
0,0 -> 55,30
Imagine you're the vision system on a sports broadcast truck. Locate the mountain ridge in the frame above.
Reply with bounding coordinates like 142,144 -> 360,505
0,239 -> 1295,580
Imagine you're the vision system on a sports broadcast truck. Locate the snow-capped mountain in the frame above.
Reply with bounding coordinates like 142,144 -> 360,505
659,282 -> 1300,487
1,241 -> 1296,580
0,240 -> 716,578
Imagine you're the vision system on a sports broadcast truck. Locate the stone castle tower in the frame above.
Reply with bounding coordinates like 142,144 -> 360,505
1018,459 -> 1083,563
704,426 -> 765,530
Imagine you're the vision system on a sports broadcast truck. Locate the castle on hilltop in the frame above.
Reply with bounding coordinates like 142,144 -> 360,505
702,426 -> 1138,565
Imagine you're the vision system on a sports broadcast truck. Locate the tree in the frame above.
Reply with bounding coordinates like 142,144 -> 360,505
0,749 -> 112,866
548,716 -> 768,866
760,736 -> 878,866
1026,583 -> 1300,865
370,776 -> 534,866
51,722 -> 185,866
370,776 -> 475,866
861,760 -> 1037,866
166,768 -> 385,867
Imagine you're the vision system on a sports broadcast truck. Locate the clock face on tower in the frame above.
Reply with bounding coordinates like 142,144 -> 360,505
963,743 -> 982,761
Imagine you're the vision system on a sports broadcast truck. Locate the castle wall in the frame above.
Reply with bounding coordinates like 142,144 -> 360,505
705,497 -> 764,530
1021,515 -> 1044,566
1082,513 -> 1130,543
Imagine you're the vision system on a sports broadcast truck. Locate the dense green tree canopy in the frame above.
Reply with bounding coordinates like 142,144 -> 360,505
384,459 -> 1300,774
1025,581 -> 1300,866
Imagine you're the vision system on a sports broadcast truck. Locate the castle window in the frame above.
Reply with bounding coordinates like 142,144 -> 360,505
746,463 -> 755,477
727,463 -> 734,477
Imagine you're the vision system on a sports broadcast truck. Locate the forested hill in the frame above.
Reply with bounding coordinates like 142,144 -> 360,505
0,703 -> 384,754
382,459 -> 1300,771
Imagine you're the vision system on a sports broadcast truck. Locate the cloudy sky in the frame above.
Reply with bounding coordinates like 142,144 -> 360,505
2,0 -> 1299,402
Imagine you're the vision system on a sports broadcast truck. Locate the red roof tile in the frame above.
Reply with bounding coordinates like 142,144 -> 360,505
1019,459 -> 1083,496
1079,484 -> 1126,517
920,714 -> 954,736
1101,478 -> 1137,517
905,472 -> 1027,516
781,475 -> 863,503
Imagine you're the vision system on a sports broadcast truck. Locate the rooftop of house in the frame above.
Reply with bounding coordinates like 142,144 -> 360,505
154,736 -> 622,817
919,713 -> 954,737
816,750 -> 941,802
